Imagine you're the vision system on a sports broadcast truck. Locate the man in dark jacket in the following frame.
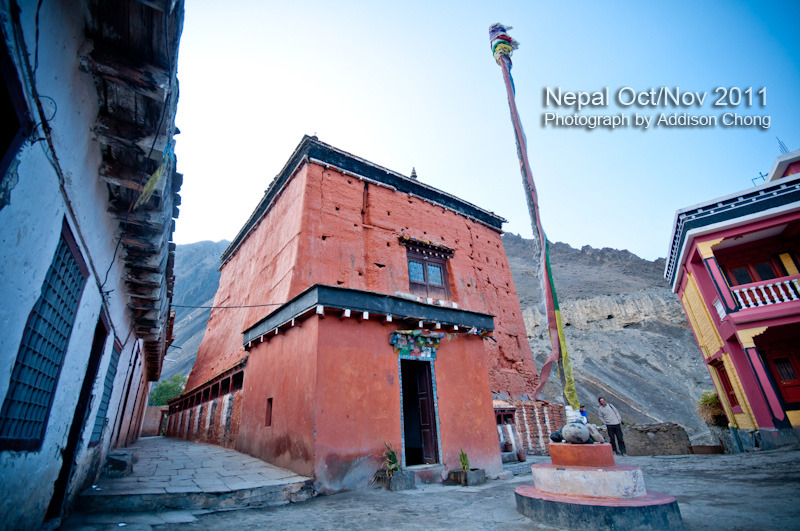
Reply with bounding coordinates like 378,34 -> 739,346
597,397 -> 627,456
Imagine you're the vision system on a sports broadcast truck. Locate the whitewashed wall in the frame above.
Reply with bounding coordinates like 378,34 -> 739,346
0,1 -> 150,527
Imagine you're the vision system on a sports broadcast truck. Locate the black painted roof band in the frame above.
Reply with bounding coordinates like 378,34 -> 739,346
242,284 -> 495,346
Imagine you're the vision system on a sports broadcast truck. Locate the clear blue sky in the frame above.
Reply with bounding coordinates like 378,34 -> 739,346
172,0 -> 800,261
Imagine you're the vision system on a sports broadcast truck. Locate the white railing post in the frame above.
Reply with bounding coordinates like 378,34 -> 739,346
742,288 -> 756,308
758,285 -> 772,305
766,283 -> 779,303
734,288 -> 746,308
785,280 -> 798,301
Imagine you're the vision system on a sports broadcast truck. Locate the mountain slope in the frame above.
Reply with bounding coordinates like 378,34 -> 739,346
161,240 -> 229,381
503,234 -> 710,439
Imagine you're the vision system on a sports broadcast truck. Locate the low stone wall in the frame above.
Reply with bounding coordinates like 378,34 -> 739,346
514,401 -> 566,455
165,390 -> 243,448
599,422 -> 691,456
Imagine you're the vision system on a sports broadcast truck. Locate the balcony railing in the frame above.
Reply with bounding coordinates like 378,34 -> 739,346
731,274 -> 800,310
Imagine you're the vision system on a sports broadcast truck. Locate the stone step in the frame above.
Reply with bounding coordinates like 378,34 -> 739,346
77,478 -> 313,513
501,451 -> 520,463
408,463 -> 444,484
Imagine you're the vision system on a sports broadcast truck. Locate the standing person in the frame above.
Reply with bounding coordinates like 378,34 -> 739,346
579,405 -> 588,423
597,397 -> 627,456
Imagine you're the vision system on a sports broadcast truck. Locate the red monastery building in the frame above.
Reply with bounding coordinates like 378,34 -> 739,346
167,136 -> 564,491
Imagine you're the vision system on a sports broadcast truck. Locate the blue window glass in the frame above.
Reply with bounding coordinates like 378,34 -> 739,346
91,344 -> 121,443
427,264 -> 443,286
409,261 -> 425,283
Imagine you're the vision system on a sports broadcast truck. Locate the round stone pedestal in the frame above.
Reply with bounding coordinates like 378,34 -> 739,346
515,442 -> 683,530
515,485 -> 683,530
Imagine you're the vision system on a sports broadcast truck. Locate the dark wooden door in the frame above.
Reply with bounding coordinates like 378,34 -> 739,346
415,362 -> 438,464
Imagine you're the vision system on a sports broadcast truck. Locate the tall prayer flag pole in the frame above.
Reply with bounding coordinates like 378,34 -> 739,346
489,24 -> 578,409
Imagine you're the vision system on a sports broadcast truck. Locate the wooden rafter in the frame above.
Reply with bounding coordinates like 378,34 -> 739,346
78,40 -> 171,102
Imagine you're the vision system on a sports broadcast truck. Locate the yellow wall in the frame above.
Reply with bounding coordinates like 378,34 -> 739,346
787,410 -> 800,427
779,253 -> 799,276
681,272 -> 723,358
721,352 -> 757,430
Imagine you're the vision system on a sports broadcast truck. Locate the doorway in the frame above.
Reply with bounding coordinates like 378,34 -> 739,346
45,316 -> 108,522
401,359 -> 438,466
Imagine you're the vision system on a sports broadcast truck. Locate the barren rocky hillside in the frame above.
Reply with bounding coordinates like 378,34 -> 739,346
163,235 -> 713,441
503,234 -> 712,440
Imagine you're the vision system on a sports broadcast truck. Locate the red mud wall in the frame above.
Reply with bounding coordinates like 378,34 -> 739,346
313,318 -> 403,492
312,317 -> 501,492
141,406 -> 167,436
434,334 -> 504,476
189,158 -> 539,420
186,166 -> 311,390
235,319 -> 319,478
294,164 -> 538,396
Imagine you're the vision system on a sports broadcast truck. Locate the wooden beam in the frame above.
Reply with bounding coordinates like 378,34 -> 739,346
79,40 -> 171,102
121,230 -> 168,254
109,206 -> 169,231
124,248 -> 169,271
93,114 -> 169,160
124,269 -> 164,286
99,159 -> 154,194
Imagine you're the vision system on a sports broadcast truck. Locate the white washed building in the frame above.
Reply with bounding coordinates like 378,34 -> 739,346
0,0 -> 183,527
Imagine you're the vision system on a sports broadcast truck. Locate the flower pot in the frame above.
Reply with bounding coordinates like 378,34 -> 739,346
517,449 -> 526,462
374,469 -> 416,490
502,442 -> 513,452
448,468 -> 486,486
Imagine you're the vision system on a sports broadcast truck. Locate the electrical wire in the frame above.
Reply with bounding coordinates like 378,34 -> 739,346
172,303 -> 285,309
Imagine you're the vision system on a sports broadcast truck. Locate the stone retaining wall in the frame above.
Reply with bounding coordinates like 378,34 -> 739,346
599,422 -> 691,456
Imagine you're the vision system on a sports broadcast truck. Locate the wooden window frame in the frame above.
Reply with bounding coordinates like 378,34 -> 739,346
400,237 -> 453,300
710,359 -> 740,409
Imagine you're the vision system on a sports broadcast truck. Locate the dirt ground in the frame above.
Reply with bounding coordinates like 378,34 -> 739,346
101,448 -> 800,530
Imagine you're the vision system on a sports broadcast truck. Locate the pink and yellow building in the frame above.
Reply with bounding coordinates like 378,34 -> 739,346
666,149 -> 800,450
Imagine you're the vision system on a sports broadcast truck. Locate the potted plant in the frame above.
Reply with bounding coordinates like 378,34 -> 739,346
373,442 -> 416,490
447,449 -> 486,486
515,433 -> 527,462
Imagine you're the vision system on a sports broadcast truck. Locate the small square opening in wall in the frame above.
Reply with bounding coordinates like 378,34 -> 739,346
232,371 -> 244,391
265,397 -> 273,427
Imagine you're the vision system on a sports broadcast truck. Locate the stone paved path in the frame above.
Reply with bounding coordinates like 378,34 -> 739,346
70,436 -> 311,518
92,437 -> 310,495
